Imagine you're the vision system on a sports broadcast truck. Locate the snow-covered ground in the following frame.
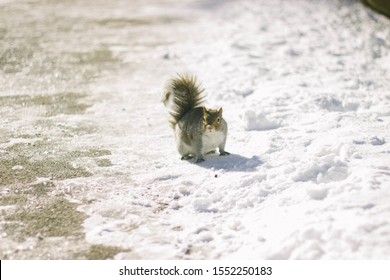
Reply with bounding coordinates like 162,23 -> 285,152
1,0 -> 390,259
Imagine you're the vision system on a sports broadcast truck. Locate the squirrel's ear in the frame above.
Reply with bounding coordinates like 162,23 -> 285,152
203,107 -> 208,114
218,107 -> 223,114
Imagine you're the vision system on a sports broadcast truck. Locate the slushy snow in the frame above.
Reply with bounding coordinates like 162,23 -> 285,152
1,0 -> 390,259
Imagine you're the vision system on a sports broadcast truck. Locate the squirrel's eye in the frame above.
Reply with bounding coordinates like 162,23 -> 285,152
217,118 -> 220,123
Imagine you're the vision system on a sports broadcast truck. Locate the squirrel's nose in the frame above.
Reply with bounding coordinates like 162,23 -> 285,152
206,125 -> 213,131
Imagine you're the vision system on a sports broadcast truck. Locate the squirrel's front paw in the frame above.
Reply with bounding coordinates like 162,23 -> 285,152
220,151 -> 230,156
195,158 -> 205,163
181,155 -> 194,160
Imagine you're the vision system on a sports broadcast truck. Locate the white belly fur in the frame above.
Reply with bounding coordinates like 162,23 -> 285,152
202,130 -> 224,153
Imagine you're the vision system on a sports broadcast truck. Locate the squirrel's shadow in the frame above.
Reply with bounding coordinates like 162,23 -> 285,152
193,154 -> 263,172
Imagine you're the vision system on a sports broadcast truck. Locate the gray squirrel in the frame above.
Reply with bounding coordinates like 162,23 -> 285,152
163,74 -> 229,163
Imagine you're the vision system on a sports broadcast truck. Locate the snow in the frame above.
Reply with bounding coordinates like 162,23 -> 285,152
1,0 -> 390,259
244,111 -> 281,131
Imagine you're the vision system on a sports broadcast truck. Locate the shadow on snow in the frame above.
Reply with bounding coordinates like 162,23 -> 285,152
194,154 -> 263,172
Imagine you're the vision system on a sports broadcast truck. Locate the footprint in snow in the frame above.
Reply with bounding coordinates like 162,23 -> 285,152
370,137 -> 385,146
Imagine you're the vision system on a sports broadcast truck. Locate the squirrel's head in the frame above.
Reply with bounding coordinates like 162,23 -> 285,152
203,107 -> 223,132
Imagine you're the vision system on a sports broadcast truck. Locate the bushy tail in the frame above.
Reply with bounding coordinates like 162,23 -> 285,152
163,74 -> 205,128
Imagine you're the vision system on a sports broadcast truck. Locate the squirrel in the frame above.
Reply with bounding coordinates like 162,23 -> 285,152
163,74 -> 230,163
